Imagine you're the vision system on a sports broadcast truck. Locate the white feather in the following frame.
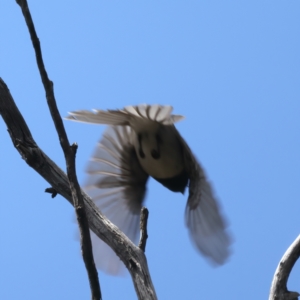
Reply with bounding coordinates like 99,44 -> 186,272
66,109 -> 129,125
84,125 -> 148,275
155,105 -> 173,123
66,104 -> 185,127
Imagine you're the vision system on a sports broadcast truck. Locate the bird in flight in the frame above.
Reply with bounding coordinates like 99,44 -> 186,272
66,104 -> 231,275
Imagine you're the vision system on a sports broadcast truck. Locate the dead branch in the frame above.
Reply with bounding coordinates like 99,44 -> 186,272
0,49 -> 156,300
138,207 -> 149,252
269,234 -> 300,300
15,0 -> 101,298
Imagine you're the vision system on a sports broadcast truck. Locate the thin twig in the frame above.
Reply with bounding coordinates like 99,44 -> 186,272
139,207 -> 149,252
45,187 -> 58,198
15,1 -> 101,299
269,234 -> 300,300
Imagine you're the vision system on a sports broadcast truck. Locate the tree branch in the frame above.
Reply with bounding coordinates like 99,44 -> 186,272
0,78 -> 157,299
15,0 -> 101,299
269,234 -> 300,300
139,207 -> 149,252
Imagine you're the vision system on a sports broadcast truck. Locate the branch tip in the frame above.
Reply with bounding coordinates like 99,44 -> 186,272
269,234 -> 300,300
45,187 -> 58,198
139,207 -> 149,252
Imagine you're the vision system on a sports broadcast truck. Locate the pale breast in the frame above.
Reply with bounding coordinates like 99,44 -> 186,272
133,124 -> 185,179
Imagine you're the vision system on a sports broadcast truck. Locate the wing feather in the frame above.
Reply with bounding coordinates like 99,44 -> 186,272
155,105 -> 173,122
66,104 -> 185,127
66,109 -> 129,125
177,131 -> 231,265
85,125 -> 149,275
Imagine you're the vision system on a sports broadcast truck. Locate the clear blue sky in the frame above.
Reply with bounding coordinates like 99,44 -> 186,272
1,1 -> 300,299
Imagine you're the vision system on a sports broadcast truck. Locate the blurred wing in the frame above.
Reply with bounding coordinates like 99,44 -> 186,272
177,132 -> 231,265
65,109 -> 130,125
66,104 -> 185,126
85,125 -> 149,275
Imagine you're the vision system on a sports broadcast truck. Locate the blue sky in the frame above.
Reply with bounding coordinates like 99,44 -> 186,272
1,1 -> 299,299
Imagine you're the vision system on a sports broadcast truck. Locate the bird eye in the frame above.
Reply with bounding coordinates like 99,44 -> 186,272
151,149 -> 160,159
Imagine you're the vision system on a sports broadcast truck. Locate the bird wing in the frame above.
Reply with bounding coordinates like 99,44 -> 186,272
176,131 -> 231,265
84,125 -> 149,275
65,109 -> 130,125
66,104 -> 185,126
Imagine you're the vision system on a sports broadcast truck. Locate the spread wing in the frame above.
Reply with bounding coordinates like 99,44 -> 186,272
85,125 -> 149,275
66,104 -> 184,126
177,132 -> 231,265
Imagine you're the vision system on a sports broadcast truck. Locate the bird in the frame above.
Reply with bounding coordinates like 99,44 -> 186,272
66,104 -> 231,275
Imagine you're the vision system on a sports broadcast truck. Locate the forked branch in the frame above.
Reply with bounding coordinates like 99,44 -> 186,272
15,0 -> 101,298
1,1 -> 156,298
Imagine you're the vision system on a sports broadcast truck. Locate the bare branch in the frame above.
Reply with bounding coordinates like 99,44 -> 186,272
15,1 -> 101,299
139,207 -> 149,252
269,234 -> 300,300
0,78 -> 157,299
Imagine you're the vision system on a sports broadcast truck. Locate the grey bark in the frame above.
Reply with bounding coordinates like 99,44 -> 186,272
269,235 -> 300,300
0,78 -> 157,300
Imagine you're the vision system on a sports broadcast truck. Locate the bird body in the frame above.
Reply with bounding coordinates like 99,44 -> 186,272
133,124 -> 186,180
66,104 -> 231,275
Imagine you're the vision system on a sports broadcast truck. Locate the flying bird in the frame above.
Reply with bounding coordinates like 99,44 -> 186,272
66,104 -> 231,275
